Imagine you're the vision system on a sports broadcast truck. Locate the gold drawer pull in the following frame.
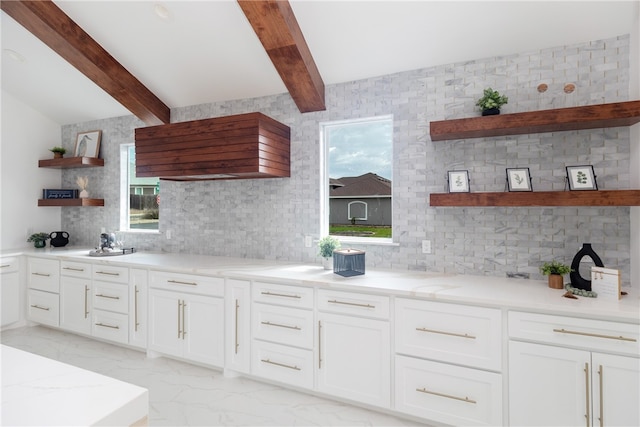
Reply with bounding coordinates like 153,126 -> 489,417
96,294 -> 120,300
261,291 -> 301,299
261,321 -> 301,330
416,327 -> 476,339
95,322 -> 119,329
63,267 -> 85,272
416,387 -> 477,404
1,264 -> 12,268
32,272 -> 51,277
168,279 -> 197,286
30,304 -> 50,311
260,358 -> 301,371
95,271 -> 120,276
553,328 -> 637,342
328,299 -> 375,309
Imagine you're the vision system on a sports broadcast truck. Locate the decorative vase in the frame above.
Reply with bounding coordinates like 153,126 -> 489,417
54,152 -> 63,159
548,274 -> 564,289
79,189 -> 89,198
570,243 -> 604,291
482,108 -> 500,116
322,257 -> 333,270
33,240 -> 46,248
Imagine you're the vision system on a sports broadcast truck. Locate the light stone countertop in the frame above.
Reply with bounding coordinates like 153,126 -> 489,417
5,246 -> 639,324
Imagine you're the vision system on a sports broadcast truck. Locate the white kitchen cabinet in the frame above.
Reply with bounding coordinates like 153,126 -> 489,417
316,289 -> 390,408
1,256 -> 20,327
90,263 -> 129,344
28,257 -> 60,293
27,257 -> 60,326
129,268 -> 148,349
27,289 -> 59,326
225,279 -> 250,373
60,276 -> 92,334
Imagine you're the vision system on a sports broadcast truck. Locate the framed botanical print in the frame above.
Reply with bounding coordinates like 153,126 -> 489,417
447,170 -> 470,193
566,165 -> 597,190
74,130 -> 102,158
506,167 -> 532,192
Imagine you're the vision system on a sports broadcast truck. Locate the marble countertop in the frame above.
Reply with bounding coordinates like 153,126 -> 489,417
1,345 -> 148,426
5,246 -> 639,323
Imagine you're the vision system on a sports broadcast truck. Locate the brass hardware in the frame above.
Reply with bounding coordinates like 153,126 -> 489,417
181,300 -> 187,339
261,291 -> 301,299
95,293 -> 120,300
261,321 -> 301,330
63,267 -> 85,272
260,358 -> 301,371
235,299 -> 239,354
1,264 -> 11,268
327,299 -> 374,309
416,327 -> 476,339
84,285 -> 90,318
416,387 -> 477,404
318,320 -> 322,369
30,304 -> 50,311
95,322 -> 119,329
168,279 -> 197,286
598,365 -> 604,427
95,271 -> 120,276
32,272 -> 50,277
585,362 -> 591,427
177,300 -> 182,339
553,328 -> 637,342
134,286 -> 139,331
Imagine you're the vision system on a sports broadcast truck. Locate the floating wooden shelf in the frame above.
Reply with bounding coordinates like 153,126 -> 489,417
38,198 -> 104,207
430,100 -> 640,141
429,190 -> 640,207
38,156 -> 104,168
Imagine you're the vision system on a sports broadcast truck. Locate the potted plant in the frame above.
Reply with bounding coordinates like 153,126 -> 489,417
27,232 -> 50,248
476,88 -> 508,116
540,260 -> 573,289
318,236 -> 341,270
49,146 -> 67,159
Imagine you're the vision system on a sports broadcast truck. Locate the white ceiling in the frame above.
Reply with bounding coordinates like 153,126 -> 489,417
1,1 -> 638,126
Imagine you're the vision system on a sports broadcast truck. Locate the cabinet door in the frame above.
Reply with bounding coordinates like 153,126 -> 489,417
1,262 -> 19,326
317,312 -> 390,408
509,340 -> 589,426
129,269 -> 148,349
183,294 -> 224,367
59,277 -> 91,334
592,352 -> 640,427
148,289 -> 182,358
28,257 -> 59,293
225,279 -> 250,373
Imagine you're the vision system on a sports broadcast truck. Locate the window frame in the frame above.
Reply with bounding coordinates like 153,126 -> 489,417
119,143 -> 160,233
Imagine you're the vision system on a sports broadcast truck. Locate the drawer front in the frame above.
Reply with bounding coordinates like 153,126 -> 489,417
509,311 -> 639,356
28,257 -> 60,293
252,281 -> 314,309
93,281 -> 129,314
149,270 -> 224,297
395,298 -> 502,371
92,264 -> 129,284
0,256 -> 19,273
317,289 -> 389,320
251,340 -> 314,390
395,355 -> 502,426
92,310 -> 128,344
60,260 -> 92,279
252,303 -> 314,349
27,289 -> 59,327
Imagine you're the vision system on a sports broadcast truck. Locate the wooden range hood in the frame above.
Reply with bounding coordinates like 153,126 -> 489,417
135,113 -> 290,181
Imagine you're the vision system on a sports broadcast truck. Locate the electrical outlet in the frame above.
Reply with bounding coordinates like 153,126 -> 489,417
166,229 -> 172,240
304,235 -> 312,248
422,240 -> 432,254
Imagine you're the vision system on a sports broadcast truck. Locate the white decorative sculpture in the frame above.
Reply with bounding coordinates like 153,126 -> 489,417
76,176 -> 89,198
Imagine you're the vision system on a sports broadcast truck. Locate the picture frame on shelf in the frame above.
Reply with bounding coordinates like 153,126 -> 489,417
74,130 -> 101,158
447,170 -> 470,193
506,167 -> 532,192
566,165 -> 598,190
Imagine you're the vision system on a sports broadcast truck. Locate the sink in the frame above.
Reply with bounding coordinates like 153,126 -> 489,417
89,247 -> 136,257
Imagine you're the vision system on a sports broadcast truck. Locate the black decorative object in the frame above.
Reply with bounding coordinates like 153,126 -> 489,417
570,243 -> 604,291
482,108 -> 500,116
333,249 -> 365,277
49,231 -> 69,247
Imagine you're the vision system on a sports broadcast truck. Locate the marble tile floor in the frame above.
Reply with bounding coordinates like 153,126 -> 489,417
1,325 -> 428,426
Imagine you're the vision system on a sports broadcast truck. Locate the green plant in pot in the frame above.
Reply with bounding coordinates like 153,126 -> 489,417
476,88 -> 508,116
49,146 -> 66,159
540,260 -> 573,289
27,232 -> 50,248
318,236 -> 341,270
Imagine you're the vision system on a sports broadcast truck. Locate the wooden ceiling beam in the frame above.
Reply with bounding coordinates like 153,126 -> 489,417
1,0 -> 170,125
238,0 -> 325,113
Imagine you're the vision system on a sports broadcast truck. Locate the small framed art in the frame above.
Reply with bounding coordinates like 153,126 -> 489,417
447,170 -> 470,193
566,165 -> 597,190
74,130 -> 102,158
506,167 -> 532,192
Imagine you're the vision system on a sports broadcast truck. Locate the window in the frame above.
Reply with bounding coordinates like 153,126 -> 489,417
320,116 -> 393,241
120,144 -> 159,231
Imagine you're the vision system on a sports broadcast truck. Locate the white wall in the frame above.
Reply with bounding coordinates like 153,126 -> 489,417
630,5 -> 640,288
1,90 -> 62,250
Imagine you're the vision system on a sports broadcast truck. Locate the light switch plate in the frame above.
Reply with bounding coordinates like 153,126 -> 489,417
422,240 -> 432,254
305,235 -> 312,248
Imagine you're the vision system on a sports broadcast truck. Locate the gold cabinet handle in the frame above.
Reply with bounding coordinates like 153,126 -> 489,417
260,358 -> 301,371
235,299 -> 239,354
327,299 -> 375,309
416,327 -> 476,340
177,300 -> 182,339
95,271 -> 120,276
95,293 -> 120,300
32,272 -> 50,277
30,304 -> 50,311
1,264 -> 11,268
84,285 -> 90,318
168,279 -> 197,286
261,291 -> 301,299
598,365 -> 604,427
63,266 -> 85,272
416,387 -> 477,404
261,321 -> 301,330
182,300 -> 187,339
585,362 -> 591,427
553,328 -> 637,342
95,322 -> 119,329
318,320 -> 322,369
134,286 -> 139,331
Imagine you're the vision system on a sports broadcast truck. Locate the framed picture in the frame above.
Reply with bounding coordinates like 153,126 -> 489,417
506,167 -> 532,192
74,130 -> 101,158
566,165 -> 597,190
447,170 -> 470,193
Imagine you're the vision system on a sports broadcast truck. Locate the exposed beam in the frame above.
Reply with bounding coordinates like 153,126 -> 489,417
1,0 -> 170,125
238,0 -> 325,113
